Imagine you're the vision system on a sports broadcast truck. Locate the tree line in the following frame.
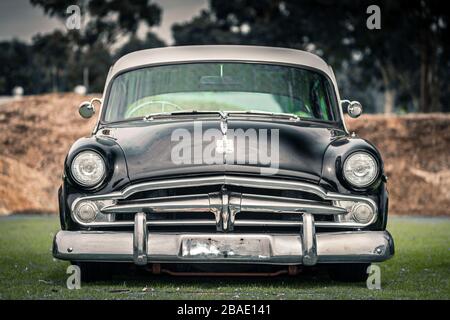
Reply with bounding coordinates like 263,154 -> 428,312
0,0 -> 165,95
0,0 -> 448,114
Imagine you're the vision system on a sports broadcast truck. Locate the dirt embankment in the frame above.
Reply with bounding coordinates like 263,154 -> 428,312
346,114 -> 450,216
0,94 -> 97,214
0,94 -> 449,215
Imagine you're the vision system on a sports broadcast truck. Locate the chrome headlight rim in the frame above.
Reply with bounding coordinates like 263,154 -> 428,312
333,199 -> 378,226
351,202 -> 375,224
342,151 -> 379,189
73,200 -> 99,223
70,150 -> 107,188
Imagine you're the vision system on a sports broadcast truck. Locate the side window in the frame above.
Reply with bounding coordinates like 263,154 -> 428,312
309,77 -> 335,121
309,78 -> 325,120
106,78 -> 127,120
324,80 -> 337,121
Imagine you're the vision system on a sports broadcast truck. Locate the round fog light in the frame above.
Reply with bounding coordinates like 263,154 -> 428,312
352,203 -> 374,224
75,201 -> 98,223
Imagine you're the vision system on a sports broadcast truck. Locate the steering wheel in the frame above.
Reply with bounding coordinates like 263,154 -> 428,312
125,100 -> 184,118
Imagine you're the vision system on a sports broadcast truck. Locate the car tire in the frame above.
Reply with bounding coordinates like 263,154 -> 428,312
73,262 -> 114,283
328,263 -> 370,282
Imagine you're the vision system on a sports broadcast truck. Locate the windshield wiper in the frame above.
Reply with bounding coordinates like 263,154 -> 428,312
114,109 -> 299,124
143,110 -> 227,121
226,110 -> 300,121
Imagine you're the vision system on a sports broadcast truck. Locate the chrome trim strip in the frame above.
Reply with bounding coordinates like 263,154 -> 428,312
148,220 -> 215,226
59,219 -> 376,228
101,194 -> 213,214
71,175 -> 377,228
235,220 -> 303,227
239,193 -> 347,215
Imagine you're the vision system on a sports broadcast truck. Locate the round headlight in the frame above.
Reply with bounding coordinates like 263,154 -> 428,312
71,151 -> 106,187
343,152 -> 378,188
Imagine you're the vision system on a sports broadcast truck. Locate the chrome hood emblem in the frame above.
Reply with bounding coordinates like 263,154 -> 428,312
215,136 -> 234,154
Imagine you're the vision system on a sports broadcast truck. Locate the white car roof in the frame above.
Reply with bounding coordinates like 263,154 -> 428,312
108,45 -> 334,82
96,45 -> 347,134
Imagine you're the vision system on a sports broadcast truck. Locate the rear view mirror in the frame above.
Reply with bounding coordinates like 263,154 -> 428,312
341,100 -> 363,118
78,98 -> 102,119
200,75 -> 242,86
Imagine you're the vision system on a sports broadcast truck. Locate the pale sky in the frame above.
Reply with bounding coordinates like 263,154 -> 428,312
0,0 -> 208,45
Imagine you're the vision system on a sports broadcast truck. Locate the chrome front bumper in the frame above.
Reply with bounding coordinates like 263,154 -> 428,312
53,213 -> 394,266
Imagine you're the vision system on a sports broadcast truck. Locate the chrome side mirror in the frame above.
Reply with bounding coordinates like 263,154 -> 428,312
78,98 -> 102,119
341,100 -> 363,118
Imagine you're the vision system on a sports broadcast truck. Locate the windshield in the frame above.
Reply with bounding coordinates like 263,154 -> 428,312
104,62 -> 338,122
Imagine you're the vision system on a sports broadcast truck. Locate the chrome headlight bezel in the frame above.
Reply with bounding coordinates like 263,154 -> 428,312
73,200 -> 99,223
343,151 -> 379,188
70,150 -> 107,188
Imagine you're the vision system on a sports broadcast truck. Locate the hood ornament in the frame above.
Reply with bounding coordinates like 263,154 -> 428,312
217,116 -> 233,154
220,118 -> 228,135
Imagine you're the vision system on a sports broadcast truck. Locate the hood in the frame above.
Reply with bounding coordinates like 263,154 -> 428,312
103,118 -> 344,182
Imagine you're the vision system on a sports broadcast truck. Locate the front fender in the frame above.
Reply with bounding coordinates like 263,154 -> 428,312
320,135 -> 388,230
60,135 -> 131,230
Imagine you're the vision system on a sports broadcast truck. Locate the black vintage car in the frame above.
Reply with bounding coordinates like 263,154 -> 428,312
53,45 -> 394,282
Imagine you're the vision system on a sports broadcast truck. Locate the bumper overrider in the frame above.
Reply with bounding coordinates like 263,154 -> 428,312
53,176 -> 394,266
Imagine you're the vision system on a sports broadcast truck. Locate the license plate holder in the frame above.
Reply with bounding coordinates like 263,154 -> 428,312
181,236 -> 271,259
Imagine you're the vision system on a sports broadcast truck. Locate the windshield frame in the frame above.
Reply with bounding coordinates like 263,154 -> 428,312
99,60 -> 343,127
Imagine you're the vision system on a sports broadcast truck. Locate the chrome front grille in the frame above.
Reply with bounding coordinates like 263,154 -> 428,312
71,175 -> 378,229
102,190 -> 345,231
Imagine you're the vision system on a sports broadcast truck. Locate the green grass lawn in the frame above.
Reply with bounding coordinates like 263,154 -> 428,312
0,215 -> 449,300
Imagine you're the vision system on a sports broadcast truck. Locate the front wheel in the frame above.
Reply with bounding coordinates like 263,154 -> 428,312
72,262 -> 114,283
328,263 -> 370,282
